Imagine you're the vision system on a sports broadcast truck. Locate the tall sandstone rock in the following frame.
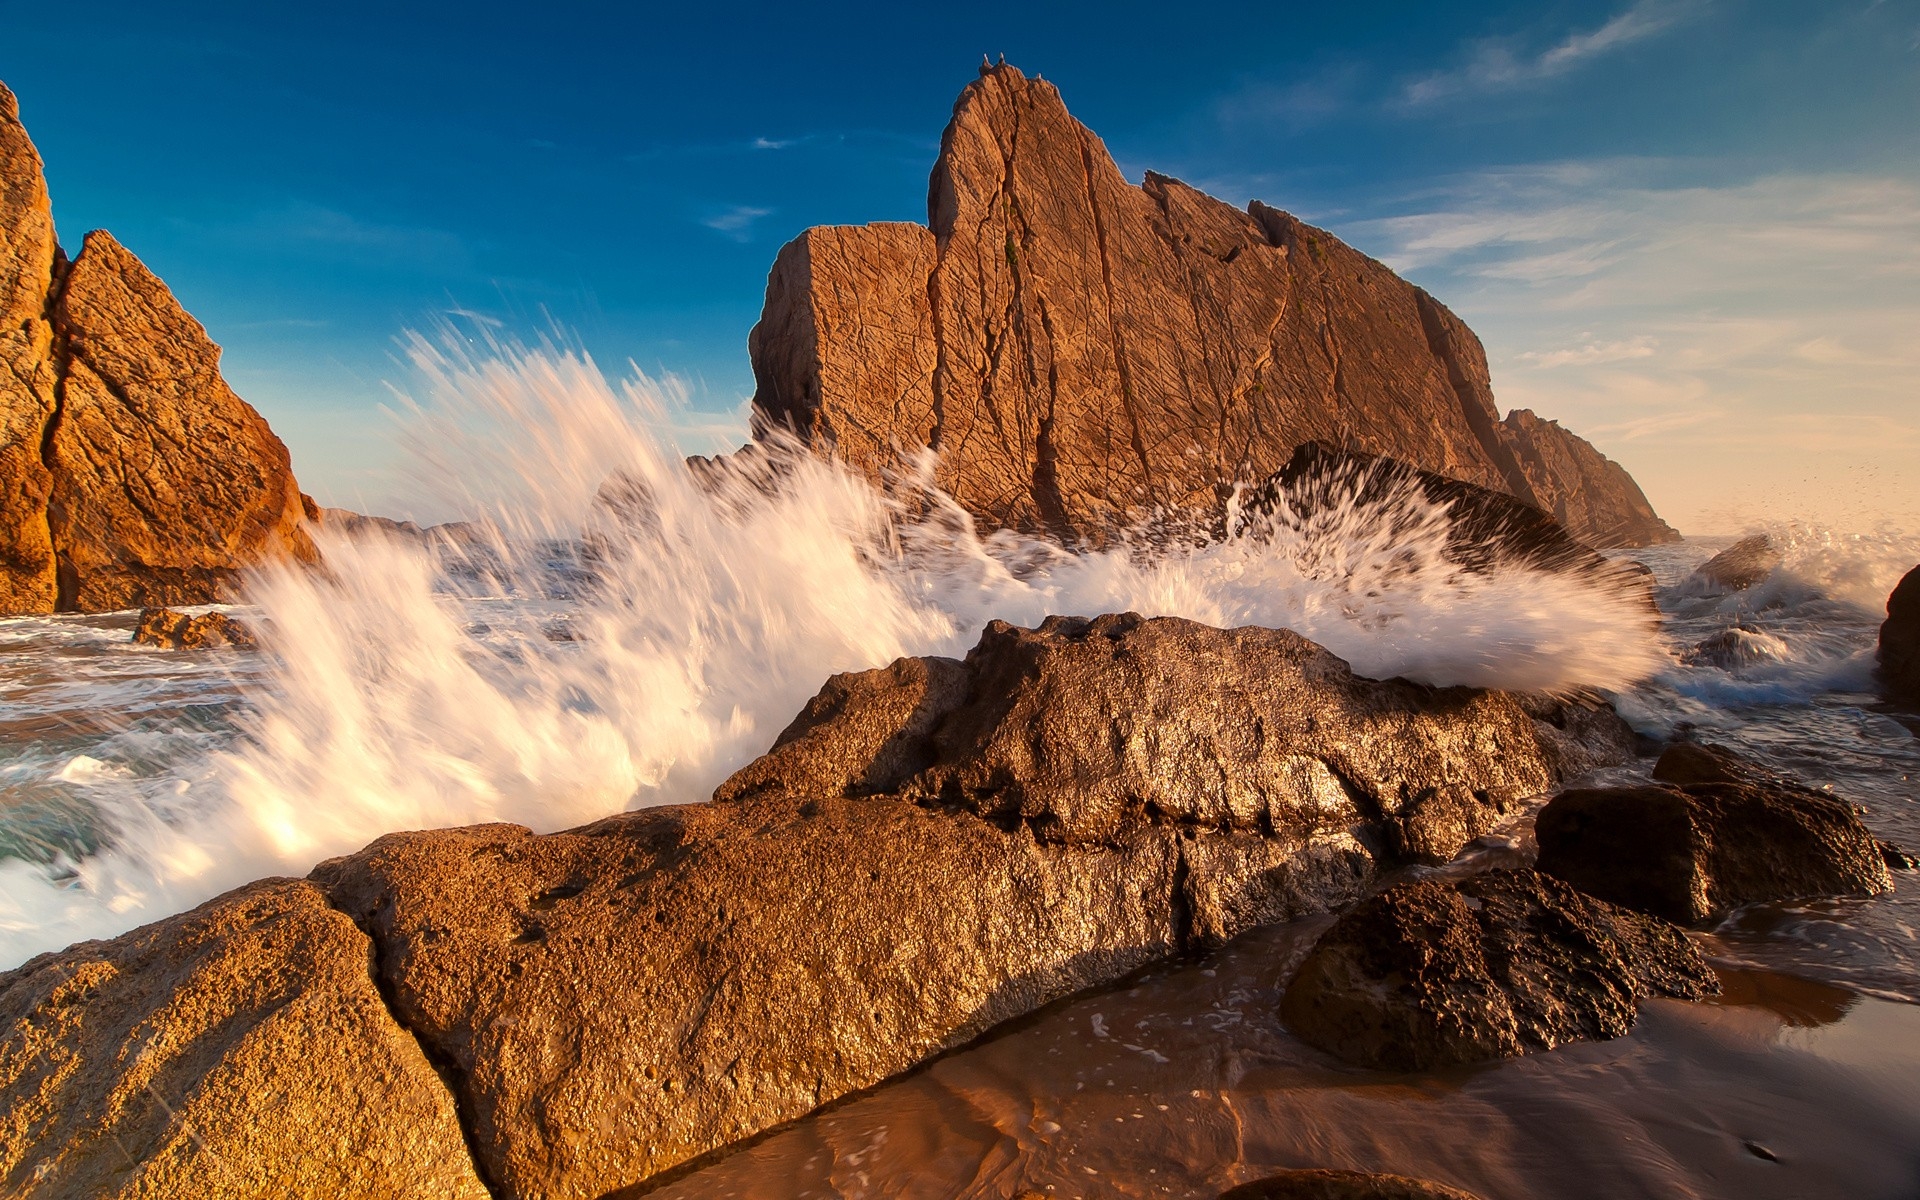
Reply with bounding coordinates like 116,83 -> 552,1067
0,82 -> 312,615
748,64 -> 1678,549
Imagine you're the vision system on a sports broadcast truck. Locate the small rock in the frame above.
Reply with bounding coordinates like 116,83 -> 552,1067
1219,1168 -> 1484,1199
1877,564 -> 1920,704
1681,623 -> 1790,670
1536,745 -> 1892,925
1685,534 -> 1781,593
1280,869 -> 1717,1071
132,606 -> 256,650
1880,840 -> 1919,871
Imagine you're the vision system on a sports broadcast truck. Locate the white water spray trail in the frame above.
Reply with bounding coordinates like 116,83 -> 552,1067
0,340 -> 1667,965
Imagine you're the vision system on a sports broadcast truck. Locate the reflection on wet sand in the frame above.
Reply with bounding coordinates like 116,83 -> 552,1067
640,921 -> 1920,1200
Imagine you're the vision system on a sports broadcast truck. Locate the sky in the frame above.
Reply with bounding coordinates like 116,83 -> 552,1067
2,0 -> 1915,533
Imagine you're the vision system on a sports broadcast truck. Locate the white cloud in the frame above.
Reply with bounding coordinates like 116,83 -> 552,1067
1404,0 -> 1698,105
700,205 -> 774,241
1519,335 -> 1658,368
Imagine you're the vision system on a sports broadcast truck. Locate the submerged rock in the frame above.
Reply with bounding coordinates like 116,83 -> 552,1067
1685,534 -> 1781,593
1680,623 -> 1791,670
0,880 -> 489,1199
747,62 -> 1676,549
1878,563 -> 1920,704
1220,1169 -> 1484,1200
1280,870 -> 1717,1071
131,606 -> 255,650
1535,744 -> 1892,925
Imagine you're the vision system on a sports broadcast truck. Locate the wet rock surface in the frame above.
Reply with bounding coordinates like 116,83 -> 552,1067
0,613 -> 1635,1200
132,606 -> 256,650
1220,1169 -> 1484,1200
1879,563 -> 1920,703
747,63 -> 1676,550
0,82 -> 313,616
1536,744 -> 1893,925
1281,870 -> 1718,1071
1686,534 -> 1781,593
0,880 -> 489,1200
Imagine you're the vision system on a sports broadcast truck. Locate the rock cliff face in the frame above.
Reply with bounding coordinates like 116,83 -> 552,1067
0,82 -> 313,615
748,63 -> 1678,549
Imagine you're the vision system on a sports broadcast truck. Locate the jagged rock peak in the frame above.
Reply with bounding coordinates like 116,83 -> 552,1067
748,62 -> 1679,549
0,79 -> 314,615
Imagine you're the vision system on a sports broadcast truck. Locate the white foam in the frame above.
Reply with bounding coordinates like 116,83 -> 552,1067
0,341 -> 1670,966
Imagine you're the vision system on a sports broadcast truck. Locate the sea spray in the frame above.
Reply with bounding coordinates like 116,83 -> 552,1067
0,341 -> 1669,966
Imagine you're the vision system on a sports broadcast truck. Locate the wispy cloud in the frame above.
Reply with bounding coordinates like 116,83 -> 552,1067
700,204 -> 774,241
1344,162 -> 1920,531
1404,0 -> 1699,105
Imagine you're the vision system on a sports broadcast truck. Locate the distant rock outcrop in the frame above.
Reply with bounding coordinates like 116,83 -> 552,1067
1879,564 -> 1920,704
132,606 -> 256,649
747,63 -> 1677,550
0,82 -> 313,615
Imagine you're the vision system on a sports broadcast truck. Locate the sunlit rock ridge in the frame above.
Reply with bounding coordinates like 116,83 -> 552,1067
748,62 -> 1679,550
0,81 -> 313,615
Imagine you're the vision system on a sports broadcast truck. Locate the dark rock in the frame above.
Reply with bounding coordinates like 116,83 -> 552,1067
717,612 -> 1635,865
0,880 -> 489,1198
1280,869 -> 1718,1071
1685,534 -> 1781,593
1220,1168 -> 1484,1200
0,82 -> 314,616
132,606 -> 256,650
1680,623 -> 1790,670
1536,745 -> 1892,924
1878,564 -> 1920,704
1878,840 -> 1918,871
746,63 -> 1676,550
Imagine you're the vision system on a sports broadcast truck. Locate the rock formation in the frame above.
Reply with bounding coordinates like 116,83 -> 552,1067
1684,533 -> 1781,593
1220,1170 -> 1484,1200
0,880 -> 490,1199
131,606 -> 256,649
1535,744 -> 1892,925
0,82 -> 313,615
1879,564 -> 1920,704
747,63 -> 1677,550
1280,870 -> 1717,1071
1,614 -> 1635,1199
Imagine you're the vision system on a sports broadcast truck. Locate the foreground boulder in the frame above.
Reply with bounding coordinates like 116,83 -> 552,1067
0,82 -> 313,615
1879,564 -> 1920,703
717,612 -> 1633,864
1535,744 -> 1893,924
1684,533 -> 1781,593
1220,1170 -> 1483,1200
1281,870 -> 1717,1071
747,62 -> 1676,550
2,615 -> 1633,1199
132,606 -> 256,650
0,881 -> 489,1199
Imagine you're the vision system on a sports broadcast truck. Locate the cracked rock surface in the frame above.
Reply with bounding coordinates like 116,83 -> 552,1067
747,63 -> 1678,550
0,81 -> 312,616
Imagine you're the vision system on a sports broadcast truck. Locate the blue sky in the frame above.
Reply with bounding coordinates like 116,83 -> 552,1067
4,1 -> 1916,531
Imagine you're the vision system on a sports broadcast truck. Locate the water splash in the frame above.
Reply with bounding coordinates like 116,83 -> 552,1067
0,341 -> 1668,966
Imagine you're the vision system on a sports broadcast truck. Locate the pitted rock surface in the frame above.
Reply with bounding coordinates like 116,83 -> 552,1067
0,880 -> 489,1199
0,82 -> 313,615
1280,870 -> 1717,1071
747,63 -> 1676,549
